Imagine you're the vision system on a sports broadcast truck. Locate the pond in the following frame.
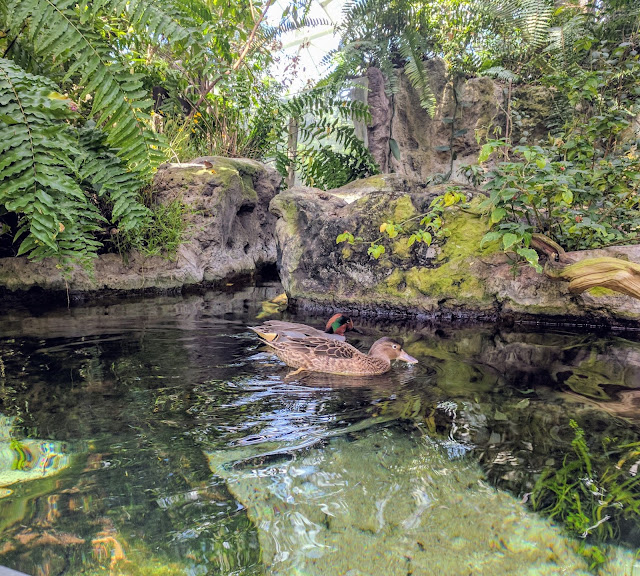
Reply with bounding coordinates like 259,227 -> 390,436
1,282 -> 640,575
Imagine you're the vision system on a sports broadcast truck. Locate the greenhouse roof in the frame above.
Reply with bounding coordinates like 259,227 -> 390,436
270,0 -> 347,92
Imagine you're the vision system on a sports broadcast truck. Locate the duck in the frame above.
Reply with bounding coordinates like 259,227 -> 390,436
250,332 -> 418,377
249,313 -> 357,342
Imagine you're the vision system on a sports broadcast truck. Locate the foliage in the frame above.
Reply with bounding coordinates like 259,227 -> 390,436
470,26 -> 640,268
274,87 -> 379,189
112,198 -> 193,261
531,420 -> 640,568
0,58 -> 149,267
2,0 -> 169,174
337,186 -> 467,260
324,0 -> 559,174
0,0 -> 300,265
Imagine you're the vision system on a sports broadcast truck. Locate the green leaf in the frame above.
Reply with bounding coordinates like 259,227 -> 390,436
491,208 -> 507,223
336,231 -> 355,244
502,232 -> 519,250
478,143 -> 493,163
0,113 -> 18,125
368,243 -> 385,259
481,231 -> 502,247
517,247 -> 542,273
389,138 -> 401,160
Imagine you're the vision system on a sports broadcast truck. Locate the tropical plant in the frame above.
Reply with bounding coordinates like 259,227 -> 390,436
470,18 -> 640,269
274,87 -> 379,189
0,58 -> 148,266
0,0 -> 304,265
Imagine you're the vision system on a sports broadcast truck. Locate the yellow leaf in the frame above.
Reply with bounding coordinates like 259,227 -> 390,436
379,222 -> 388,233
58,222 -> 65,232
443,192 -> 455,207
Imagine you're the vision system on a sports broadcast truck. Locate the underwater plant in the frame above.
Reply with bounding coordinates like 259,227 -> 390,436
531,419 -> 640,569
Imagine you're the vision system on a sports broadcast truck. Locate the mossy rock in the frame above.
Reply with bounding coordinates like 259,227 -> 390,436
271,174 -> 640,324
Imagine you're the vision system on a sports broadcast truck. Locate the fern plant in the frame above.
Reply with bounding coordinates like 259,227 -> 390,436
273,87 -> 379,189
0,58 -> 149,265
3,0 -> 168,175
0,0 -> 284,265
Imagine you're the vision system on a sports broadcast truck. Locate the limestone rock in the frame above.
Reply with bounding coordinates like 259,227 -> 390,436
271,175 -> 640,327
366,62 -> 505,180
0,157 -> 280,295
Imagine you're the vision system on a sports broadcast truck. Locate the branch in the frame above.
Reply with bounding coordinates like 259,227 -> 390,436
188,0 -> 275,118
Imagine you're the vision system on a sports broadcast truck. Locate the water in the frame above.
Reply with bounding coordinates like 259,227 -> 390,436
1,283 -> 640,575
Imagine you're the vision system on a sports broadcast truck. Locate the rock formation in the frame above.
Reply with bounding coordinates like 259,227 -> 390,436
0,157 -> 281,296
270,174 -> 640,327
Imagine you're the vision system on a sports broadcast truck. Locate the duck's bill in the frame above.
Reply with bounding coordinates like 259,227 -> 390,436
398,350 -> 419,364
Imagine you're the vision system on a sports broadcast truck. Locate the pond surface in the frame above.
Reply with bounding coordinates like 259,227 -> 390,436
1,283 -> 640,575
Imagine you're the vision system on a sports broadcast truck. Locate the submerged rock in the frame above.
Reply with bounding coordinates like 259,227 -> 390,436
271,174 -> 640,327
0,157 -> 280,296
207,425 -> 635,575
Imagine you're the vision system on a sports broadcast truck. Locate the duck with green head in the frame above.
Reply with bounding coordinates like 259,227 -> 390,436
249,313 -> 357,342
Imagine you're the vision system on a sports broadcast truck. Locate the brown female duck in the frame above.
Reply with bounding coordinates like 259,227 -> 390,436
249,313 -> 356,342
250,332 -> 418,376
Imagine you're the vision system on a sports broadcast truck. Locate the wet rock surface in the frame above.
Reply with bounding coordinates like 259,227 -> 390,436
0,157 -> 280,298
271,175 -> 640,328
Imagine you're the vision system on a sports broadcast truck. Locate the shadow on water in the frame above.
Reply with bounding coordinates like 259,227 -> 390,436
0,283 -> 640,574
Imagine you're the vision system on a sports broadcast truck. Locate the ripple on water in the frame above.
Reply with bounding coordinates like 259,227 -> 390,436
206,422 -> 639,576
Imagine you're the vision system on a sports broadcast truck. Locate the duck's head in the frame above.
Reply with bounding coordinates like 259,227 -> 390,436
325,313 -> 358,336
369,337 -> 418,364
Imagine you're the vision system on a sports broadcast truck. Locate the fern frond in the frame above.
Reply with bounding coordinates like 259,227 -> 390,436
77,124 -> 151,232
105,0 -> 191,42
546,14 -> 587,66
482,66 -> 521,82
399,29 -> 436,117
6,0 -> 164,175
519,0 -> 553,49
0,58 -> 104,264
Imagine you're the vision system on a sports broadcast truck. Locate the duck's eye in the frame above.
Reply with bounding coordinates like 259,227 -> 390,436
392,344 -> 398,349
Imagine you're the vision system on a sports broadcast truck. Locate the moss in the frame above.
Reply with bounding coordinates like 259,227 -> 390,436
375,198 -> 500,303
391,237 -> 412,259
587,286 -> 618,297
341,246 -> 353,259
342,175 -> 388,191
212,166 -> 259,202
392,195 -> 418,223
213,156 -> 264,177
271,195 -> 300,236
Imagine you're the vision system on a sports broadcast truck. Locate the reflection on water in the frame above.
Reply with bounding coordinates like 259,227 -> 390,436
0,284 -> 639,574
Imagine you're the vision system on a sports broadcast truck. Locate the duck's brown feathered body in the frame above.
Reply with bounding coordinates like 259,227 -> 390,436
250,332 -> 418,376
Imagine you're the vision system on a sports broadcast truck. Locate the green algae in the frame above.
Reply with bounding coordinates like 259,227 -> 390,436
381,199 -> 497,303
587,287 -> 619,297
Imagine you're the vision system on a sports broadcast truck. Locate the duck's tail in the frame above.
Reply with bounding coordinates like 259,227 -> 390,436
248,326 -> 279,344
